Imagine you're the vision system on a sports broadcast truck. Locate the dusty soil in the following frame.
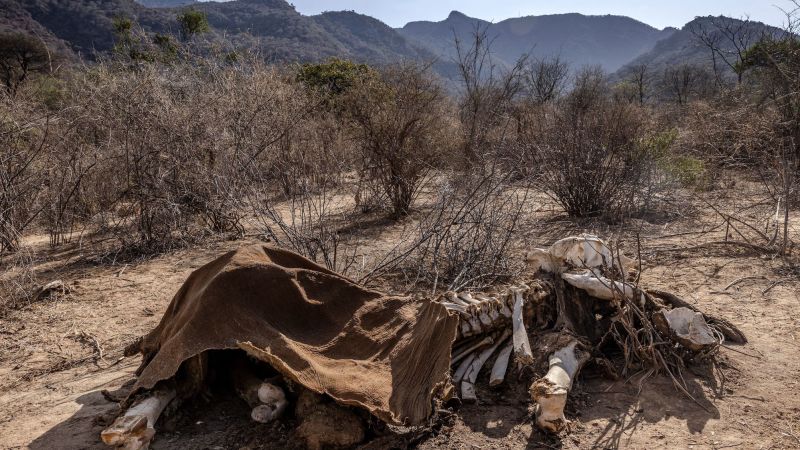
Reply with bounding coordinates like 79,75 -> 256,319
1,192 -> 799,449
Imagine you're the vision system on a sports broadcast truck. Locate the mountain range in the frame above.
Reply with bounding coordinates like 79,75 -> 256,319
0,0 -> 783,81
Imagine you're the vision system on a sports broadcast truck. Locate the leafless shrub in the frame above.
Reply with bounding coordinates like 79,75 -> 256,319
345,63 -> 455,218
362,166 -> 529,293
0,248 -> 39,313
659,64 -> 716,105
526,67 -> 656,220
454,27 -> 526,164
0,100 -> 49,253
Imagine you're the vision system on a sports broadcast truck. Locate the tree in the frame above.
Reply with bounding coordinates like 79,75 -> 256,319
689,16 -> 766,85
177,10 -> 210,41
296,58 -> 375,96
0,33 -> 50,96
345,64 -> 451,218
525,56 -> 569,104
454,26 -> 526,163
629,63 -> 650,105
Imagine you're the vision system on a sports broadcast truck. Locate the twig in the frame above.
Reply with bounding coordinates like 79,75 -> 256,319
762,279 -> 790,294
720,344 -> 762,360
723,276 -> 767,291
653,240 -> 774,254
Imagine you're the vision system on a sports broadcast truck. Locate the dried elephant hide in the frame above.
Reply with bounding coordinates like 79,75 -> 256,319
123,244 -> 458,427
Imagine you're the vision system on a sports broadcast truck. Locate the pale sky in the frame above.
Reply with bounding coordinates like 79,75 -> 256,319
281,0 -> 792,29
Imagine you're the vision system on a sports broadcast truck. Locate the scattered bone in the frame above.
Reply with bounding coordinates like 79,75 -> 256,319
458,292 -> 481,305
101,387 -> 176,449
35,280 -> 70,300
525,234 -> 633,275
561,271 -> 639,302
452,335 -> 493,366
648,289 -> 747,344
489,341 -> 514,387
530,341 -> 589,433
653,307 -> 720,352
511,289 -> 534,365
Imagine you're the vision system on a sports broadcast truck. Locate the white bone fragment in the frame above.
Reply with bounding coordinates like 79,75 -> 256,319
251,383 -> 288,423
499,300 -> 513,318
530,341 -> 589,433
477,303 -> 493,327
468,315 -> 483,335
101,387 -> 176,449
511,290 -> 534,365
653,307 -> 719,352
525,235 -> 634,275
504,292 -> 516,311
458,292 -> 481,305
489,341 -> 514,387
460,380 -> 477,403
442,302 -> 471,317
473,294 -> 493,303
484,301 -> 501,321
452,353 -> 476,384
445,291 -> 470,307
460,321 -> 473,338
561,271 -> 638,301
452,336 -> 493,365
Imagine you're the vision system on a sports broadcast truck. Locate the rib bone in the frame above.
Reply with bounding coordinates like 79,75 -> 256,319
461,330 -> 511,402
561,271 -> 640,303
511,289 -> 534,365
452,335 -> 493,365
489,341 -> 514,387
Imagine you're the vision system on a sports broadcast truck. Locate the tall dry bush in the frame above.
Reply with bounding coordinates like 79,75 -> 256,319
345,63 -> 455,218
362,167 -> 529,293
526,67 -> 655,220
41,60 -> 312,255
0,98 -> 50,253
455,28 -> 526,165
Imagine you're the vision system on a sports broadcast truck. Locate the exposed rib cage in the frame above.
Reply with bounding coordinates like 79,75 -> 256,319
438,282 -> 548,340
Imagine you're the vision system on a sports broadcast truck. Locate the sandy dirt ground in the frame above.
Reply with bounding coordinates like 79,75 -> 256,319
1,194 -> 799,450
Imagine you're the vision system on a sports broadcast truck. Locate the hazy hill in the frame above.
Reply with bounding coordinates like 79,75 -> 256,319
400,11 -> 675,73
2,1 -> 783,86
615,16 -> 783,80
